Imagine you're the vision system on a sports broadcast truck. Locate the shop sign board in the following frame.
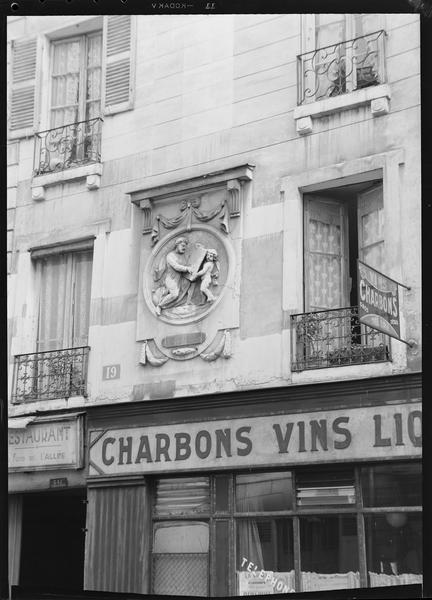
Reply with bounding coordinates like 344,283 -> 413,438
88,402 -> 421,477
357,260 -> 401,340
8,415 -> 83,472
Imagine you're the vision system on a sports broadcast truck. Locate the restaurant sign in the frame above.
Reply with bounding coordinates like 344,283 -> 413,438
8,414 -> 84,472
88,403 -> 421,477
357,260 -> 401,340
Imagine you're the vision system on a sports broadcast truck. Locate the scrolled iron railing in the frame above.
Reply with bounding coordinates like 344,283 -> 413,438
297,30 -> 386,105
291,306 -> 390,371
33,117 -> 103,176
12,346 -> 90,403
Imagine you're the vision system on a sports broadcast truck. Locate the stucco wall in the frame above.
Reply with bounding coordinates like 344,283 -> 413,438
7,13 -> 421,412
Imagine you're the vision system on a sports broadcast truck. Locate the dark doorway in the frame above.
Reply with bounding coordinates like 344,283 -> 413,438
19,489 -> 86,590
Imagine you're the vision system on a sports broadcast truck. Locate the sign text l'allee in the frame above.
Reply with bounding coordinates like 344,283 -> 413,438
89,403 -> 421,476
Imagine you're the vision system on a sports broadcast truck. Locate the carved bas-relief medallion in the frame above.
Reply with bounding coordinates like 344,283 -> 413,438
144,227 -> 229,325
129,164 -> 255,364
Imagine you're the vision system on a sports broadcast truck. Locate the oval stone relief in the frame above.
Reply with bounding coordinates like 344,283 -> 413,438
143,227 -> 230,325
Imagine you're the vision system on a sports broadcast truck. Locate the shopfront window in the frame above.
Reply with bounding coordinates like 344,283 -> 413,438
361,463 -> 422,587
365,513 -> 422,587
152,521 -> 209,596
236,472 -> 293,511
237,519 -> 295,594
360,462 -> 421,507
300,516 -> 359,591
151,477 -> 210,596
151,462 -> 421,596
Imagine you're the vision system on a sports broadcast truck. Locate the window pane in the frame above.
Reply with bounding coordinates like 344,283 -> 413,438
215,475 -> 230,512
361,463 -> 421,507
316,14 -> 346,47
86,68 -> 101,102
153,522 -> 209,596
72,250 -> 93,346
87,34 -> 102,68
154,477 -> 210,516
305,198 -> 347,311
300,516 -> 360,591
296,469 -> 355,507
53,40 -> 80,75
365,513 -> 422,587
214,521 -> 230,596
37,254 -> 69,351
153,521 -> 209,553
85,100 -> 101,122
237,519 -> 295,595
235,472 -> 293,512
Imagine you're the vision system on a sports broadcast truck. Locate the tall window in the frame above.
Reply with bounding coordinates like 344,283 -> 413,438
10,16 -> 135,140
296,182 -> 388,369
315,13 -> 382,92
299,14 -> 384,104
51,32 -> 102,128
304,182 -> 383,312
37,250 -> 93,352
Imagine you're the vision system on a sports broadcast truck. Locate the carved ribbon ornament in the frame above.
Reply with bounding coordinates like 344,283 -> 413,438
151,197 -> 230,245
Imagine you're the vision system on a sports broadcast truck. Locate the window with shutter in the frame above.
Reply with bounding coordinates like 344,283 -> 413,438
34,32 -> 103,176
9,38 -> 38,138
103,15 -> 136,114
50,32 -> 102,128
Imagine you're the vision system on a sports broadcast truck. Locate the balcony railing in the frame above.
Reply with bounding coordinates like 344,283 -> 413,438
291,306 -> 390,371
12,346 -> 90,403
33,117 -> 102,176
297,30 -> 386,105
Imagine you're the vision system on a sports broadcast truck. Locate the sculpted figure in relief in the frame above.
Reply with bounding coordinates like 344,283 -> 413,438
153,237 -> 194,315
190,248 -> 219,303
151,236 -> 221,318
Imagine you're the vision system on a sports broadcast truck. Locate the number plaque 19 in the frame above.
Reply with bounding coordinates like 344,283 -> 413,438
102,364 -> 121,380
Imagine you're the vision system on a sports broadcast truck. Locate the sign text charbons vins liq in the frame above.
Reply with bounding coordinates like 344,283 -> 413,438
89,404 -> 421,476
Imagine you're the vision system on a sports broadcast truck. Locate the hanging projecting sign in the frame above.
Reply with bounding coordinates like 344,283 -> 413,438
88,402 -> 421,477
8,414 -> 84,472
357,260 -> 401,340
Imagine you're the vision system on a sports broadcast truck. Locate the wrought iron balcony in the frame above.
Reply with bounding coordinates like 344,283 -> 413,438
297,30 -> 386,105
12,346 -> 90,403
33,117 -> 102,176
291,306 -> 390,371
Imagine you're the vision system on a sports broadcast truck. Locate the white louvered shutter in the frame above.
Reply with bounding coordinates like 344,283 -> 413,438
102,15 -> 135,115
9,38 -> 38,137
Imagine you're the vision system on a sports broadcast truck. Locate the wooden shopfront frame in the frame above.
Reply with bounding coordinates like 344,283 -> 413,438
146,460 -> 422,596
84,373 -> 422,596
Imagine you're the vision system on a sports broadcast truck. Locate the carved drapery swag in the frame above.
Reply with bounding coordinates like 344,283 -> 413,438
150,197 -> 230,245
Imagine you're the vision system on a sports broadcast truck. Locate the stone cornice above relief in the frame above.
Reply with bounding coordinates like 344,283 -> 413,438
128,164 -> 255,241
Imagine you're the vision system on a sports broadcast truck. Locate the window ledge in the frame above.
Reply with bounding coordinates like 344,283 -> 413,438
294,84 -> 391,135
31,162 -> 103,201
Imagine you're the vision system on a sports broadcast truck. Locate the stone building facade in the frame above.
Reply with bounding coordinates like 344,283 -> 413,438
7,13 -> 421,596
